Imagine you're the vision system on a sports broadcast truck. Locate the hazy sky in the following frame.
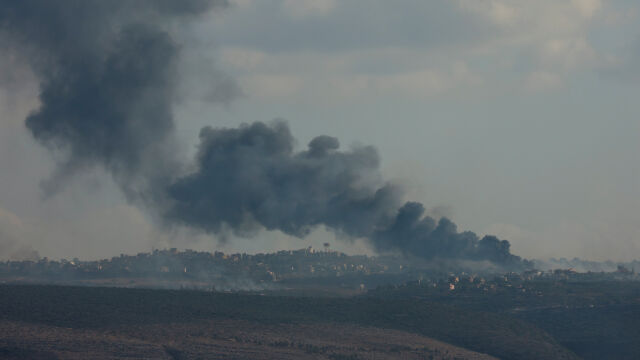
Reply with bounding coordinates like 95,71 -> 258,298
0,0 -> 638,261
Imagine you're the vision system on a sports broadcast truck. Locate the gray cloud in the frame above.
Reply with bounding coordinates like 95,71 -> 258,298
0,0 -> 229,200
166,121 -> 526,267
167,121 -> 400,238
211,0 -> 496,53
1,0 -> 526,267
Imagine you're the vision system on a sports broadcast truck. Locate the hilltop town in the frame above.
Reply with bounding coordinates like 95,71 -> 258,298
1,248 -> 637,295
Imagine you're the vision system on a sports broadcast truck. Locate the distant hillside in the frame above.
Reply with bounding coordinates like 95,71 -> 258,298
0,285 -> 577,360
0,248 -> 511,293
369,280 -> 640,360
0,319 -> 499,360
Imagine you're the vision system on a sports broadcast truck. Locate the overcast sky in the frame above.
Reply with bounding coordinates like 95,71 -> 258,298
0,0 -> 638,261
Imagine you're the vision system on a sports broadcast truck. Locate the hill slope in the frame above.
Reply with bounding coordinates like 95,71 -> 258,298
0,285 -> 577,360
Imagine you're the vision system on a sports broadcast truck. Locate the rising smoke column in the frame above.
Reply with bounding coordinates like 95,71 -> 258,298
0,0 -> 228,199
166,121 -> 525,266
166,121 -> 402,237
1,1 -> 525,267
371,202 -> 518,263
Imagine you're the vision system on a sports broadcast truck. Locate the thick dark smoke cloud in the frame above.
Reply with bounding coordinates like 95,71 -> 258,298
0,1 -> 526,267
372,202 -> 519,264
0,0 -> 227,199
166,121 -> 525,267
167,121 -> 401,237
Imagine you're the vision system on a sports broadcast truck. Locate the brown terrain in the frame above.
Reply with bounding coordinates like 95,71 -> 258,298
0,319 -> 496,360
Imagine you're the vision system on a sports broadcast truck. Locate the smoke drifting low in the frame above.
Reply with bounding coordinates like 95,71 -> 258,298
0,1 -> 525,267
166,121 -> 524,266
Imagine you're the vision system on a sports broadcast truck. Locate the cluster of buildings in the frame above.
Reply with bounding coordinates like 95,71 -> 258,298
375,264 -> 640,300
0,247 -> 405,285
1,248 -> 637,292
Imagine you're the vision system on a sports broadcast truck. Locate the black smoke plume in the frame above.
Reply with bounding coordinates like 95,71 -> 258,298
167,121 -> 401,237
0,1 -> 526,267
166,121 -> 525,267
0,0 -> 228,199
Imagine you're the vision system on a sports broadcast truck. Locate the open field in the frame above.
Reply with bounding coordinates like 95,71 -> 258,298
0,319 -> 498,360
0,285 -> 577,360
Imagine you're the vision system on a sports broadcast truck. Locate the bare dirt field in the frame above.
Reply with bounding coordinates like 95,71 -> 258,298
0,319 -> 496,360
